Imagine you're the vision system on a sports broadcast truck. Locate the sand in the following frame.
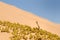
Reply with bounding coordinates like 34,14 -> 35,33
0,2 -> 60,40
0,32 -> 12,40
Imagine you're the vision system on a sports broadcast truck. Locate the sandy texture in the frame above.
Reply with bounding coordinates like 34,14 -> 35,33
0,2 -> 60,40
0,32 -> 12,40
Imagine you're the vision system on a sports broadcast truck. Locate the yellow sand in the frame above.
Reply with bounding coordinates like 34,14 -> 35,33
0,2 -> 60,40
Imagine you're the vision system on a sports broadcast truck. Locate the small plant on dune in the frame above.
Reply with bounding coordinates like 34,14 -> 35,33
36,21 -> 40,30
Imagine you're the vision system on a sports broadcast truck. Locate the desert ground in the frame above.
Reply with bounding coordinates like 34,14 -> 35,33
0,2 -> 60,40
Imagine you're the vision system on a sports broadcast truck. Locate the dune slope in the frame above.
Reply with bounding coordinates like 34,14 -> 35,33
0,2 -> 60,36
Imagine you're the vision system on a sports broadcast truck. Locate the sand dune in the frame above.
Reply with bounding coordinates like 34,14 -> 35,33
0,2 -> 60,39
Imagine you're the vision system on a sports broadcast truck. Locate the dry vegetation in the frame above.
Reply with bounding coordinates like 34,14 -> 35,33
0,20 -> 60,40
